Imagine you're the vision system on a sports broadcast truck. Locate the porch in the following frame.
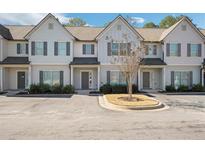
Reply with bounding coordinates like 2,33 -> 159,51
70,57 -> 100,90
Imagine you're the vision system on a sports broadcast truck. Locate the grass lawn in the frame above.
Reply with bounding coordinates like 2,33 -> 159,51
105,94 -> 159,107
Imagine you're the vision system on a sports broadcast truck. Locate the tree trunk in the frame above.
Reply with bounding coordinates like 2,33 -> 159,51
128,75 -> 132,101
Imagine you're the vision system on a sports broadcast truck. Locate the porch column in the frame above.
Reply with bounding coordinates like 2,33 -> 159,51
0,67 -> 3,91
71,66 -> 74,86
138,68 -> 140,91
201,69 -> 204,86
28,65 -> 32,87
97,65 -> 100,90
162,67 -> 166,91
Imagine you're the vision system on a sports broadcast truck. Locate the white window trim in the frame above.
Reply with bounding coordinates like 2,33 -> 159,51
169,43 -> 179,57
58,42 -> 67,56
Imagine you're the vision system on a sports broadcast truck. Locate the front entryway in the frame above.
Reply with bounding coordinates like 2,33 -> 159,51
17,71 -> 25,89
81,72 -> 89,89
143,72 -> 150,89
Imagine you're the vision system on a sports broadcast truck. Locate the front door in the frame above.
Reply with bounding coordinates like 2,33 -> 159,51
17,72 -> 25,89
143,72 -> 150,89
81,72 -> 89,89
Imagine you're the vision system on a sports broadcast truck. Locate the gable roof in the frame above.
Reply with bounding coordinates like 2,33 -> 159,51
24,13 -> 75,40
95,15 -> 144,40
160,16 -> 205,41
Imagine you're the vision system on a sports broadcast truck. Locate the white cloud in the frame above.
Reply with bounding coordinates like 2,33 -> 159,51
0,13 -> 71,25
129,17 -> 145,25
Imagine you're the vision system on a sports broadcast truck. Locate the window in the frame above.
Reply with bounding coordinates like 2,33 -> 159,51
17,43 -> 28,54
174,71 -> 191,88
117,25 -> 121,30
111,43 -> 129,56
58,42 -> 66,55
170,43 -> 178,56
35,42 -> 44,55
111,43 -> 118,55
190,44 -> 199,56
145,45 -> 157,55
48,23 -> 54,29
83,44 -> 94,55
110,71 -> 126,85
43,71 -> 60,85
181,25 -> 186,31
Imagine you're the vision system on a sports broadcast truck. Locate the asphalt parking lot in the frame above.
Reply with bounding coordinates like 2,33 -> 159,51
0,93 -> 205,139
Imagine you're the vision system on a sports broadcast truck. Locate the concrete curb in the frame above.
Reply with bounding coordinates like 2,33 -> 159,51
98,95 -> 169,112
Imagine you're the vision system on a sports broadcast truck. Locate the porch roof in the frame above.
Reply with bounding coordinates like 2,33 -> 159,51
70,57 -> 100,65
140,58 -> 166,65
0,57 -> 30,65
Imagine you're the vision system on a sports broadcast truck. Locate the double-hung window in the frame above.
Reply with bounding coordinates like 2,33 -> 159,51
83,44 -> 94,55
17,43 -> 28,55
110,71 -> 126,85
170,43 -> 178,56
35,42 -> 44,55
173,71 -> 191,88
58,42 -> 67,55
111,43 -> 119,56
42,71 -> 60,85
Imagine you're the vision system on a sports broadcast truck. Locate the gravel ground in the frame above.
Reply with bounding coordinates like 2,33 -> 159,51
0,94 -> 205,139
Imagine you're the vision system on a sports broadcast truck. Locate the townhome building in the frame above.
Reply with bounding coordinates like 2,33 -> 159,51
0,13 -> 205,92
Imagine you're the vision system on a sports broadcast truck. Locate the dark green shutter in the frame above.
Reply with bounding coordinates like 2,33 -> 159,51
26,43 -> 28,54
83,44 -> 86,54
54,42 -> 58,56
153,45 -> 157,55
91,44 -> 94,55
178,43 -> 181,56
66,42 -> 70,56
17,43 -> 21,54
39,71 -> 43,84
171,71 -> 174,86
107,42 -> 111,56
198,44 -> 201,57
43,42 -> 47,56
166,43 -> 170,56
190,71 -> 193,87
107,71 -> 110,84
60,71 -> 64,86
187,44 -> 191,57
31,41 -> 35,55
127,43 -> 131,55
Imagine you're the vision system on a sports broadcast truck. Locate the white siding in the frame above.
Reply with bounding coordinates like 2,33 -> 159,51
164,20 -> 204,65
29,17 -> 74,64
74,41 -> 97,57
98,19 -> 141,64
0,38 -> 8,61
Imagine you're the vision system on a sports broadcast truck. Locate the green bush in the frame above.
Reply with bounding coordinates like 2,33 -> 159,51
29,84 -> 41,94
63,85 -> 75,94
166,85 -> 176,92
51,84 -> 63,94
177,85 -> 189,92
111,84 -> 127,94
100,84 -> 112,94
100,84 -> 138,94
39,84 -> 51,94
192,84 -> 205,92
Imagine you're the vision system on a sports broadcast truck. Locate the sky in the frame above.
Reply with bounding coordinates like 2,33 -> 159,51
1,13 -> 205,28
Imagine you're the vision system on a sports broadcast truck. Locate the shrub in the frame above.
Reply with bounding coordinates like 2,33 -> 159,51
51,84 -> 63,94
100,84 -> 112,94
111,84 -> 127,94
39,84 -> 51,94
192,84 -> 205,92
29,84 -> 41,94
63,85 -> 75,94
100,84 -> 138,94
177,85 -> 189,92
166,85 -> 176,92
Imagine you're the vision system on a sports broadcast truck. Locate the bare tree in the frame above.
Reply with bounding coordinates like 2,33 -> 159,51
110,34 -> 145,101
